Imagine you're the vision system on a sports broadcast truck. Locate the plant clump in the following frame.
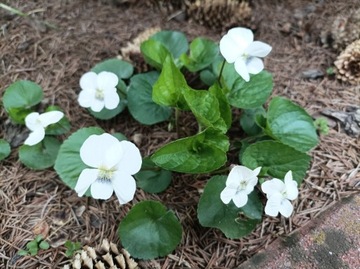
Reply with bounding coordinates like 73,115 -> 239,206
334,39 -> 360,85
63,239 -> 139,269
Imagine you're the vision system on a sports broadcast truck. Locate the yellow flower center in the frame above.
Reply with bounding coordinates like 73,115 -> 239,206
98,165 -> 115,181
95,88 -> 104,100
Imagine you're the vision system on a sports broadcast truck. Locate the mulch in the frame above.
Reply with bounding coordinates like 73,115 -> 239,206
0,0 -> 359,268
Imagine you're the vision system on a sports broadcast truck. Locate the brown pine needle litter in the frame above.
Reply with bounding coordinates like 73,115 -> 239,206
0,0 -> 359,268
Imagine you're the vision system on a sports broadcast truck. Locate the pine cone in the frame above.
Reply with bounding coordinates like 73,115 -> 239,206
321,8 -> 360,50
119,27 -> 161,73
334,39 -> 360,85
184,0 -> 252,30
63,239 -> 140,269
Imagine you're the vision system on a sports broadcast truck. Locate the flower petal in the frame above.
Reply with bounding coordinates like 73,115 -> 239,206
246,57 -> 264,75
90,179 -> 114,199
227,165 -> 260,187
104,141 -> 123,169
90,98 -> 105,112
220,186 -> 237,204
116,141 -> 142,175
234,58 -> 250,82
112,172 -> 136,204
227,27 -> 253,53
245,41 -> 272,58
279,198 -> 294,218
97,71 -> 119,90
232,191 -> 248,207
261,178 -> 284,196
219,34 -> 243,63
24,128 -> 45,146
25,112 -> 41,131
39,111 -> 64,128
80,72 -> 98,91
75,168 -> 98,197
284,171 -> 298,200
78,89 -> 95,108
264,193 -> 282,217
104,90 -> 120,110
80,133 -> 120,168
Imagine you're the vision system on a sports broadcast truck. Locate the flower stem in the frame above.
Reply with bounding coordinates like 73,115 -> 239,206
175,108 -> 180,137
217,59 -> 226,87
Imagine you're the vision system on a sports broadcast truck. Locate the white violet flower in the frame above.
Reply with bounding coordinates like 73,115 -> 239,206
74,133 -> 142,205
24,111 -> 64,146
261,171 -> 299,218
78,71 -> 120,112
220,165 -> 262,208
219,27 -> 272,82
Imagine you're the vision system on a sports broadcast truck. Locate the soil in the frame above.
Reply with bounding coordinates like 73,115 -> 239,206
0,0 -> 359,269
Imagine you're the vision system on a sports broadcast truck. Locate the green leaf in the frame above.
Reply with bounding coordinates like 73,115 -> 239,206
152,56 -> 189,110
64,241 -> 82,257
26,240 -> 38,249
35,235 -> 43,242
28,247 -> 38,256
88,79 -> 127,120
17,250 -> 29,256
0,139 -> 11,161
39,240 -> 49,250
19,137 -> 61,170
266,97 -> 319,152
180,37 -> 219,72
151,30 -> 188,59
128,72 -> 172,125
92,58 -> 134,80
182,86 -> 227,133
2,80 -> 43,123
140,39 -> 171,70
54,127 -> 104,191
209,83 -> 232,129
200,69 -> 216,86
224,66 -> 273,109
241,140 -> 311,184
118,200 -> 182,259
135,158 -> 172,193
151,128 -> 229,173
197,176 -> 260,239
240,107 -> 266,136
44,106 -> 71,135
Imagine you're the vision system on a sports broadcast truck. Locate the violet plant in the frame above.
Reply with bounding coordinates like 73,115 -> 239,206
1,27 -> 319,260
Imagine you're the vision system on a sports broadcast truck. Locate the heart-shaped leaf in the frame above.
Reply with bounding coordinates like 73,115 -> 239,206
135,158 -> 172,193
19,136 -> 61,169
151,128 -> 229,173
266,97 -> 319,152
3,80 -> 43,124
180,37 -> 219,72
223,64 -> 273,109
118,200 -> 182,259
152,56 -> 189,110
92,58 -> 134,80
151,30 -> 188,59
54,127 -> 104,190
127,71 -> 172,125
0,139 -> 11,161
197,176 -> 261,239
241,140 -> 311,184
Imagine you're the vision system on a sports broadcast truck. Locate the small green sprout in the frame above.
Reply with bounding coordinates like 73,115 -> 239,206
64,240 -> 82,257
326,67 -> 335,76
314,117 -> 330,135
17,235 -> 50,256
